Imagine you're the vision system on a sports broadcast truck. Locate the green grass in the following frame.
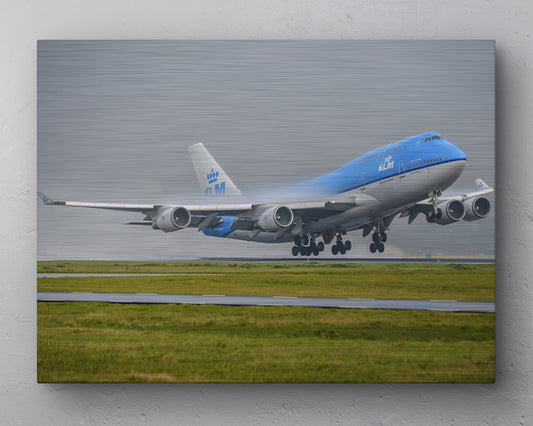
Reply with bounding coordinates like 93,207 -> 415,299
38,303 -> 494,383
38,261 -> 495,301
37,261 -> 495,383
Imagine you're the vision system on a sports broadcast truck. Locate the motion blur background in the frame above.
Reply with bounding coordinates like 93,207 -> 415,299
38,40 -> 494,260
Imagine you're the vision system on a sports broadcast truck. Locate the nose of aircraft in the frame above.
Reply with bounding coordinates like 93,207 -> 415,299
451,143 -> 467,161
444,140 -> 467,182
440,137 -> 467,163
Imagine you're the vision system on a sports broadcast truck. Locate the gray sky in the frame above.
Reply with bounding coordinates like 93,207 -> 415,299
37,40 -> 494,260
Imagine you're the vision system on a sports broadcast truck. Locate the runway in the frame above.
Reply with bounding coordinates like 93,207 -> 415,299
199,257 -> 495,264
37,292 -> 495,313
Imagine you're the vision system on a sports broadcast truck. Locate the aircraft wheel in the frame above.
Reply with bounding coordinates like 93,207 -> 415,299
344,240 -> 352,251
372,232 -> 380,243
370,243 -> 377,253
332,245 -> 339,255
302,235 -> 310,246
339,244 -> 346,255
377,242 -> 385,253
310,241 -> 317,251
380,233 -> 387,243
299,246 -> 307,256
313,248 -> 320,256
291,246 -> 299,256
306,246 -> 312,256
317,241 -> 325,252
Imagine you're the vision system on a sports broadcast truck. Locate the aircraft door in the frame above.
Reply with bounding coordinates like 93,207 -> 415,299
398,160 -> 406,177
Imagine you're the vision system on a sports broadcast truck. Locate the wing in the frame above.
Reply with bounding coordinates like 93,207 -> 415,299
38,191 -> 361,233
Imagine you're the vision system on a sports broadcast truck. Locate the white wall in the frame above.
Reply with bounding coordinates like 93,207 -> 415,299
1,1 -> 531,424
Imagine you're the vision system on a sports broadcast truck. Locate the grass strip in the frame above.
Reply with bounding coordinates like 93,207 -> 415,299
38,302 -> 494,383
38,261 -> 495,301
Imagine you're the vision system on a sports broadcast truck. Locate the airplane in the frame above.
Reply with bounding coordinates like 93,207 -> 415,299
38,132 -> 494,256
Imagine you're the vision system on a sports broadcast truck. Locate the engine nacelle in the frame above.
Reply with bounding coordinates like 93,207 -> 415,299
152,206 -> 191,233
256,205 -> 294,231
433,199 -> 466,225
463,197 -> 491,222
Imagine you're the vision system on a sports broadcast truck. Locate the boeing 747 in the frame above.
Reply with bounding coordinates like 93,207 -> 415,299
39,132 -> 493,255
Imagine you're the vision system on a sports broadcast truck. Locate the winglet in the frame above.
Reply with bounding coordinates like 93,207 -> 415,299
475,178 -> 490,190
38,192 -> 64,206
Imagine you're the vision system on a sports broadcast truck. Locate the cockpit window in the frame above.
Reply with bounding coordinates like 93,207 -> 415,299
424,135 -> 444,142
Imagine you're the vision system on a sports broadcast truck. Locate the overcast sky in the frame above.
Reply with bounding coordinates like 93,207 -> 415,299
37,40 -> 495,260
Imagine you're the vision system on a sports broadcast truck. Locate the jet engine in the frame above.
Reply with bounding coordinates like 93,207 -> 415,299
152,207 -> 191,232
463,197 -> 491,222
432,199 -> 466,225
256,205 -> 294,231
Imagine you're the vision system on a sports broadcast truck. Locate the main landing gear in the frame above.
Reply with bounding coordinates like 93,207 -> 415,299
331,234 -> 352,256
364,217 -> 392,254
290,233 -> 351,257
291,235 -> 325,257
369,231 -> 386,253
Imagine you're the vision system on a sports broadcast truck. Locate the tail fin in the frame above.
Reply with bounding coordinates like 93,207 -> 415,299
188,143 -> 243,197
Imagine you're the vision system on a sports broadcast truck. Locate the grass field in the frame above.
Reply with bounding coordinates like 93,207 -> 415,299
37,261 -> 495,383
38,261 -> 495,301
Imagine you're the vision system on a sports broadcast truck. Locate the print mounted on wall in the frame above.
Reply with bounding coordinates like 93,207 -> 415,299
38,40 -> 495,383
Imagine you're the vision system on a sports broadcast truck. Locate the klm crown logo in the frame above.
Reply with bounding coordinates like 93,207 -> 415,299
207,169 -> 219,184
204,168 -> 226,196
378,154 -> 394,172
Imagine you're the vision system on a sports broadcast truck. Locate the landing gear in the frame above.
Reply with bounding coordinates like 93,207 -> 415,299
365,216 -> 395,254
330,234 -> 352,256
369,241 -> 385,254
339,243 -> 346,255
372,231 -> 387,243
426,208 -> 442,223
368,233 -> 386,253
430,189 -> 442,215
292,235 -> 325,257
291,233 -> 350,257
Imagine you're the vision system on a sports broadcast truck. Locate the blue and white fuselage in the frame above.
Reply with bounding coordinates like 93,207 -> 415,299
203,132 -> 469,248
